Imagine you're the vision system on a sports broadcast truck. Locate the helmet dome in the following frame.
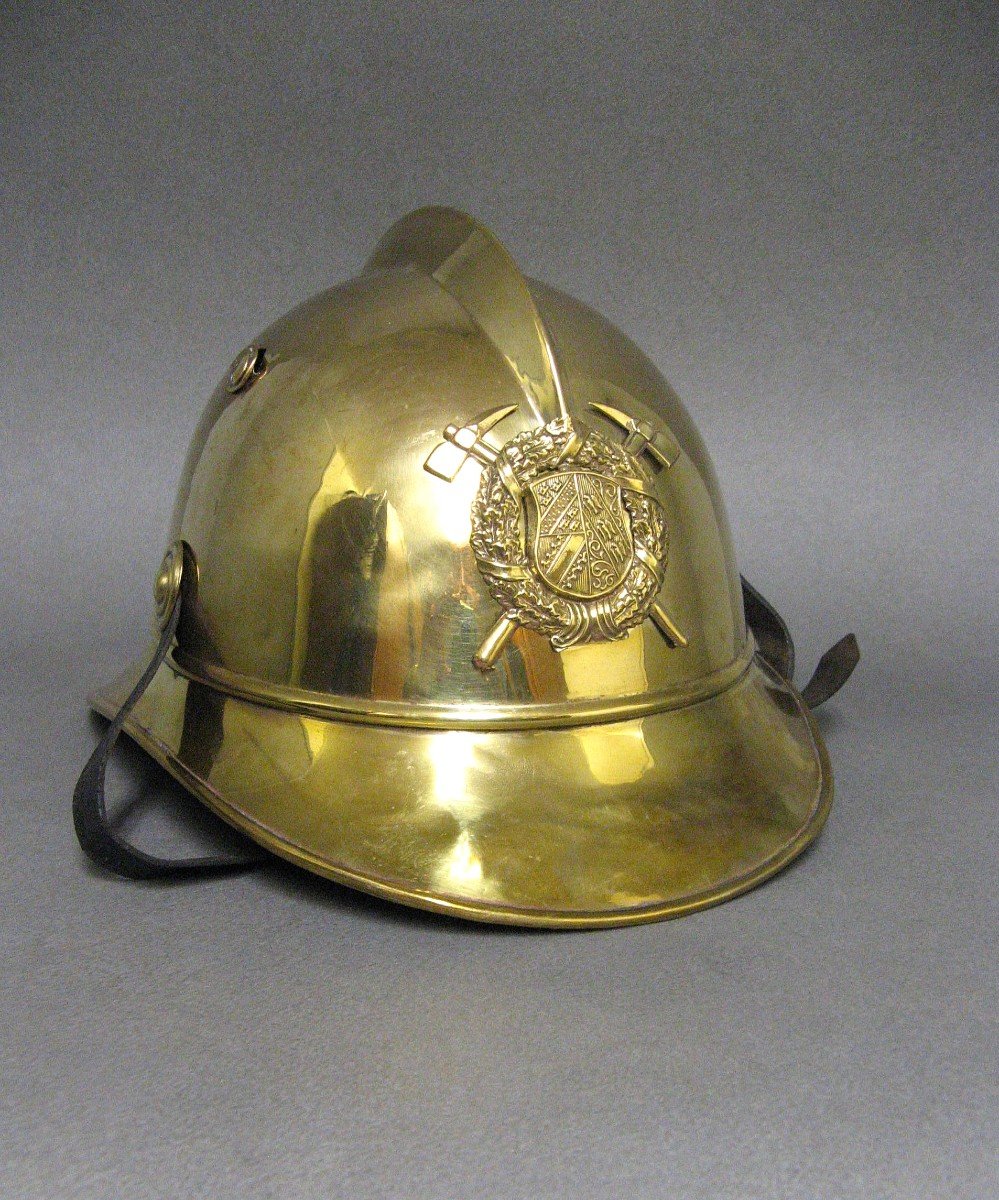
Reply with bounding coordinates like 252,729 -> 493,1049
170,208 -> 744,723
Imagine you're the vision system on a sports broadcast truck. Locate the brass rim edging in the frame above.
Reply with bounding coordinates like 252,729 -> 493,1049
90,654 -> 832,929
167,641 -> 757,731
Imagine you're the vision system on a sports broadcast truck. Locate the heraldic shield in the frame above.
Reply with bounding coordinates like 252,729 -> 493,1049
526,471 -> 633,600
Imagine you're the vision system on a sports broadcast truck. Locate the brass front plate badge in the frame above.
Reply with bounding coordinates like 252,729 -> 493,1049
425,409 -> 688,669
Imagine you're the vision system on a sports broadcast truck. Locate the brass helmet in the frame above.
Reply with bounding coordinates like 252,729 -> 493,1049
75,207 -> 857,927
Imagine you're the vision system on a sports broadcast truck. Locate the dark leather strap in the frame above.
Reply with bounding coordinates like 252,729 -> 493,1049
739,576 -> 859,708
741,576 -> 796,681
799,633 -> 861,709
74,578 -> 858,881
73,593 -> 266,880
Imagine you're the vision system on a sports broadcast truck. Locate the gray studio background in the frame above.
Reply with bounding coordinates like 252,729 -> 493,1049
2,3 -> 996,1198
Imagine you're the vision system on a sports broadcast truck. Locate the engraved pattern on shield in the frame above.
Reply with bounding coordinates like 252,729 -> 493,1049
529,472 -> 632,600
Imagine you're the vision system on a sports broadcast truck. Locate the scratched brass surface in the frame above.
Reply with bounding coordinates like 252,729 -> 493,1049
92,206 -> 833,925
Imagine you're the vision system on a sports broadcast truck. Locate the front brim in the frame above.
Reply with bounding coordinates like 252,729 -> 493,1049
91,656 -> 831,928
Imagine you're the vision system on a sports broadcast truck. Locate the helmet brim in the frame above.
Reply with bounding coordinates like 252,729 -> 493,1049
90,654 -> 831,928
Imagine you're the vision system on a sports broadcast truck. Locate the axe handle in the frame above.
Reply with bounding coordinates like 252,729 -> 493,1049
651,603 -> 689,648
474,615 -> 519,671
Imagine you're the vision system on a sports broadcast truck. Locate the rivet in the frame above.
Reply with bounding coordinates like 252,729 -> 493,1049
225,344 -> 267,394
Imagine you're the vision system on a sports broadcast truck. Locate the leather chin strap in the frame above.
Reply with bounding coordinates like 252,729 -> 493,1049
73,596 -> 266,880
740,578 -> 860,708
73,578 -> 859,882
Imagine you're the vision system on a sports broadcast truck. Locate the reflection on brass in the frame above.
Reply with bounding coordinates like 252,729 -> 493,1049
90,205 -> 840,928
92,654 -> 830,929
297,492 -> 388,693
168,641 -> 755,729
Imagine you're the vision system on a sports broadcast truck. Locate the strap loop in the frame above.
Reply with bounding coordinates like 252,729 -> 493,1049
73,588 -> 266,880
799,634 -> 861,709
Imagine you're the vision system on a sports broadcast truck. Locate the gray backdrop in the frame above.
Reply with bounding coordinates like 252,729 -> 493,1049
2,3 -> 996,1197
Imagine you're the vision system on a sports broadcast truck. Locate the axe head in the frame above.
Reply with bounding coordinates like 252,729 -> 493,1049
589,401 -> 680,469
423,438 -> 470,482
422,404 -> 519,480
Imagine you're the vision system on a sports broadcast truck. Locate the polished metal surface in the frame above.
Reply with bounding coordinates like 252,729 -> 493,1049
93,655 -> 830,928
165,212 -> 742,712
93,205 -> 833,926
